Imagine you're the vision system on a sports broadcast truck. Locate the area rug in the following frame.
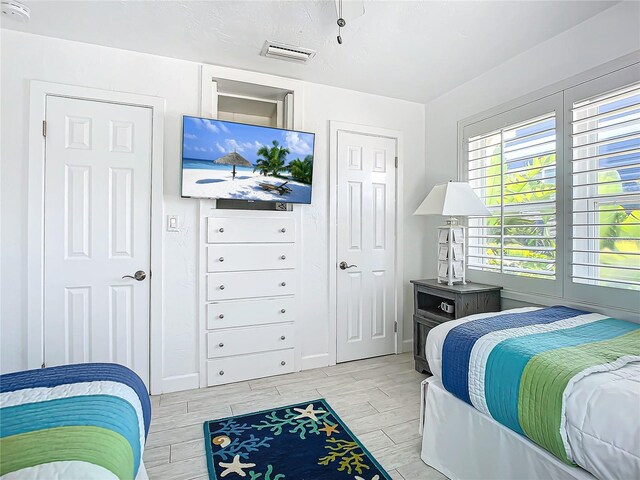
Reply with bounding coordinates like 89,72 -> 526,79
203,398 -> 390,479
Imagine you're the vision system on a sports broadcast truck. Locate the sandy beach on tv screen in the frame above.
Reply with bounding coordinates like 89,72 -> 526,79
182,168 -> 311,203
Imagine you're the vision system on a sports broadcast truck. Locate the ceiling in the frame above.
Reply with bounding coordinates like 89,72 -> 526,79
2,1 -> 618,103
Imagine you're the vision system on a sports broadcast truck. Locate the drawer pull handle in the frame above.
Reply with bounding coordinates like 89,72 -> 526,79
219,285 -> 225,290
281,309 -> 286,314
281,255 -> 286,260
219,314 -> 225,319
281,361 -> 286,366
219,370 -> 224,375
280,282 -> 286,287
219,227 -> 224,233
218,342 -> 224,347
219,257 -> 224,262
280,228 -> 286,233
280,335 -> 286,340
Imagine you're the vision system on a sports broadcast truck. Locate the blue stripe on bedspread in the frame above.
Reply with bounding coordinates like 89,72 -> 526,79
484,318 -> 636,434
0,363 -> 151,437
441,306 -> 586,403
1,394 -> 142,472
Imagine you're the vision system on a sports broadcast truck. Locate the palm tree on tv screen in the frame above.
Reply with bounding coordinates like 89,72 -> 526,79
288,155 -> 313,184
254,140 -> 290,177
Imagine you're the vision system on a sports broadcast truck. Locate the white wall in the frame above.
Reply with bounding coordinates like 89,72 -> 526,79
0,30 -> 426,384
423,1 -> 640,278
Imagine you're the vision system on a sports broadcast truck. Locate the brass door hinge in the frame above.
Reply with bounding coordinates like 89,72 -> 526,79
394,321 -> 398,333
42,120 -> 47,137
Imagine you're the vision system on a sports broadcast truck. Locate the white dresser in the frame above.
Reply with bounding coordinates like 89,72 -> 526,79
203,215 -> 297,386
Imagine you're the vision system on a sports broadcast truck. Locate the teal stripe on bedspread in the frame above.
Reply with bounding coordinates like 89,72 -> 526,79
484,318 -> 637,434
0,394 -> 141,472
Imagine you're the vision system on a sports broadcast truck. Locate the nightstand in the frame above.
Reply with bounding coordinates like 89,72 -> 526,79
410,279 -> 502,374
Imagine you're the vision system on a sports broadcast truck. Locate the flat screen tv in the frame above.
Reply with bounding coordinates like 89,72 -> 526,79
181,116 -> 315,204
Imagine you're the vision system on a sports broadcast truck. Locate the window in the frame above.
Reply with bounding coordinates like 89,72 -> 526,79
571,82 -> 640,291
460,63 -> 639,310
467,113 -> 557,280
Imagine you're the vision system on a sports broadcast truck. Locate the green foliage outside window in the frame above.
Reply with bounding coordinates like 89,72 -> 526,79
479,154 -> 557,277
478,154 -> 639,284
594,170 -> 640,285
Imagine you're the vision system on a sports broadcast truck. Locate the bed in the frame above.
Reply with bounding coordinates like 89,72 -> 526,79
420,306 -> 640,480
0,363 -> 151,479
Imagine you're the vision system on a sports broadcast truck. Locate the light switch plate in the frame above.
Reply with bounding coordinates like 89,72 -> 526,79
167,215 -> 179,232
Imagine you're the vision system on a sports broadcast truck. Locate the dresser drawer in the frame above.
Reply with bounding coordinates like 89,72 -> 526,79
207,349 -> 295,386
207,297 -> 294,329
207,244 -> 295,272
207,323 -> 294,358
207,270 -> 296,301
207,217 -> 295,243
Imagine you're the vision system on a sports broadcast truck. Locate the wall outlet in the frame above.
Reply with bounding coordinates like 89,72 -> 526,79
167,215 -> 179,232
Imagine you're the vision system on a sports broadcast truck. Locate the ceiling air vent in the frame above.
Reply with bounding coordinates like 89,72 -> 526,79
260,41 -> 316,64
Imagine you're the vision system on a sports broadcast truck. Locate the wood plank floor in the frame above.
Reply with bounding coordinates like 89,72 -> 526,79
144,352 -> 447,480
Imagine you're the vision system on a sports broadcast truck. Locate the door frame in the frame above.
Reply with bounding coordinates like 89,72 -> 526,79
328,121 -> 404,365
27,81 -> 165,394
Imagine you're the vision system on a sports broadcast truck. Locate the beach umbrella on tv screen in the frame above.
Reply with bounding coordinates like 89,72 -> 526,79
214,151 -> 252,179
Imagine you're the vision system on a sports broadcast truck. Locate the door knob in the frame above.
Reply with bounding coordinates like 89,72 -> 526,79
339,261 -> 357,270
122,270 -> 146,281
280,255 -> 286,260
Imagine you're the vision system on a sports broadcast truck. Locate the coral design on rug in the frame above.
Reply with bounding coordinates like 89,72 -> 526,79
203,399 -> 390,480
318,438 -> 370,474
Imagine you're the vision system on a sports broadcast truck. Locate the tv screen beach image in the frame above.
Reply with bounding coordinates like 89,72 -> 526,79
181,116 -> 314,203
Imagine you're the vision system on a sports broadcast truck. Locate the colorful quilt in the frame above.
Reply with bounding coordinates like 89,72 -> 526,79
441,306 -> 640,464
204,399 -> 390,480
0,363 -> 151,479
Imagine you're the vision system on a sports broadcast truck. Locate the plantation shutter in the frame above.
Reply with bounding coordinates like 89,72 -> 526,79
466,112 -> 557,280
571,82 -> 640,291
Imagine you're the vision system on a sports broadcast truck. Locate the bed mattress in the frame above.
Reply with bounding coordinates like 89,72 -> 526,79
425,307 -> 640,480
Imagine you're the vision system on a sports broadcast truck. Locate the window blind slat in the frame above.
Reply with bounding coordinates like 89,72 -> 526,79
571,102 -> 640,126
572,85 -> 639,110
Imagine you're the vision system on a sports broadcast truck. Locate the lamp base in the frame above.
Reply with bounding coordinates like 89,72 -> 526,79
436,224 -> 466,286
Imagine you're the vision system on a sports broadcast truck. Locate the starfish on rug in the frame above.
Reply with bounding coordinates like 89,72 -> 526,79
293,403 -> 326,422
218,454 -> 256,477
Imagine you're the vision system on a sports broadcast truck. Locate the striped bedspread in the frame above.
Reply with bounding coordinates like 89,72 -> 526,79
441,306 -> 640,464
0,363 -> 151,479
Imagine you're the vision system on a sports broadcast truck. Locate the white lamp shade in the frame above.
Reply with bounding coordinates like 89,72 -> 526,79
414,182 -> 491,216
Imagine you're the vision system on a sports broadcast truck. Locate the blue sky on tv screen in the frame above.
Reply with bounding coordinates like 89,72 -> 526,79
182,116 -> 314,165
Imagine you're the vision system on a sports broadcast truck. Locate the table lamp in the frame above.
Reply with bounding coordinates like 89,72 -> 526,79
414,181 -> 491,285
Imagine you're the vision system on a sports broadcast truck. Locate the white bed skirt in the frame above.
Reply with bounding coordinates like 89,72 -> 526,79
420,377 -> 596,480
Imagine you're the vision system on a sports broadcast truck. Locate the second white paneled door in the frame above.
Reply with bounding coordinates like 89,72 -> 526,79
43,95 -> 152,387
337,131 -> 397,363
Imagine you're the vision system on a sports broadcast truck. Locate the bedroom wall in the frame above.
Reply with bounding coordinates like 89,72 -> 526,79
0,30 -> 427,384
423,1 -> 640,305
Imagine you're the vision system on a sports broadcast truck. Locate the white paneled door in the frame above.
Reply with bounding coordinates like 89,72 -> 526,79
43,96 -> 152,386
337,131 -> 397,363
